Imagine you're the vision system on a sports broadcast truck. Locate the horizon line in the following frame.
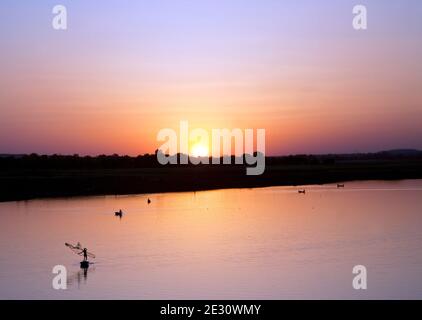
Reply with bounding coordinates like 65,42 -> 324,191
1,148 -> 421,158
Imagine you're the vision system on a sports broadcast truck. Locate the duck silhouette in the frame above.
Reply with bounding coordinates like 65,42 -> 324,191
115,209 -> 123,218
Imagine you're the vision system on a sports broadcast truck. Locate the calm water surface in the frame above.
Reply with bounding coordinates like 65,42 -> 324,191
1,180 -> 422,299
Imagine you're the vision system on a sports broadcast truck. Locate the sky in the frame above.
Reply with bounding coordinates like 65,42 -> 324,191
0,0 -> 421,156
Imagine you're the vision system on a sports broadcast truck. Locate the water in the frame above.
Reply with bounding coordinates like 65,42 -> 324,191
1,180 -> 422,299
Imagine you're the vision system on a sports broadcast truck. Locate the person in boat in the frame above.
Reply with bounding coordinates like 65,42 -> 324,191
82,248 -> 88,261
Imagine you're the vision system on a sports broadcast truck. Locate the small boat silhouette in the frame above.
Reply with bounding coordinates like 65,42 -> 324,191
298,190 -> 306,194
147,198 -> 151,204
337,184 -> 345,188
65,242 -> 95,269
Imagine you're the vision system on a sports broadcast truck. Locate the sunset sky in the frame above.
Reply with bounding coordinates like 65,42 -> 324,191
0,0 -> 421,156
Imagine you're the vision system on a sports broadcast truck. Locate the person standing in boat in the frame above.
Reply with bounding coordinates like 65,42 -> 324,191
82,248 -> 88,261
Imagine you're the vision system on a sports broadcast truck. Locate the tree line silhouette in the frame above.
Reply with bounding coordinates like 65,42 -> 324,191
1,149 -> 421,170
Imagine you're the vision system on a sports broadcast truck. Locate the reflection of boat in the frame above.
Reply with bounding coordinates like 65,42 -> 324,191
298,190 -> 306,194
67,265 -> 95,288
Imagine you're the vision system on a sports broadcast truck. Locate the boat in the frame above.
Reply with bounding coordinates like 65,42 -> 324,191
65,242 -> 96,269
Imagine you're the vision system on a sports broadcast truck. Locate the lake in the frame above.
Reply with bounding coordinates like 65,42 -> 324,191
1,180 -> 422,299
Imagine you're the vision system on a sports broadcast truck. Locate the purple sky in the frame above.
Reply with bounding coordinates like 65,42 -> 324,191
0,0 -> 421,155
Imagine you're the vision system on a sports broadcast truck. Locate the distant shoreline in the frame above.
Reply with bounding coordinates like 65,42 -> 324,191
1,152 -> 422,202
2,176 -> 422,204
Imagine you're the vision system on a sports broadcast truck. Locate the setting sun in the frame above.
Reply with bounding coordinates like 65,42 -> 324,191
190,143 -> 209,158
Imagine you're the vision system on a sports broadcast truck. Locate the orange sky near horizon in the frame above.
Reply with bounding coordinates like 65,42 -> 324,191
0,1 -> 421,156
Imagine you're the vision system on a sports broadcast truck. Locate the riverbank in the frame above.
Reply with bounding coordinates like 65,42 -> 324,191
1,158 -> 422,202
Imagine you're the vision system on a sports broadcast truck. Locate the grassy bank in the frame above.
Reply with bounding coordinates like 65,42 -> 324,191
1,157 -> 422,202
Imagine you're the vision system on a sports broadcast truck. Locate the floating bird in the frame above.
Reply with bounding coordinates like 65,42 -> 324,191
147,198 -> 151,204
115,209 -> 123,218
